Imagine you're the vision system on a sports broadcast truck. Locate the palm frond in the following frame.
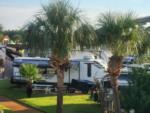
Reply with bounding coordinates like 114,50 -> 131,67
24,0 -> 96,59
97,12 -> 146,56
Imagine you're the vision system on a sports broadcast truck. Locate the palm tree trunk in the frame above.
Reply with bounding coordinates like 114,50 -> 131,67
26,81 -> 32,98
108,55 -> 123,113
99,88 -> 105,113
94,79 -> 105,113
111,76 -> 121,113
57,69 -> 64,113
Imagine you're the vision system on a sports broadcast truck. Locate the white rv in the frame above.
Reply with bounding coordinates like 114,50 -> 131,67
12,55 -> 107,84
0,44 -> 6,60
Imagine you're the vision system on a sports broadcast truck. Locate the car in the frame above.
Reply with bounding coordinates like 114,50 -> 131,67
123,56 -> 135,64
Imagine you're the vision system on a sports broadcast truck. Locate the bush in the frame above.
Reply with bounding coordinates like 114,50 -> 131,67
120,68 -> 150,113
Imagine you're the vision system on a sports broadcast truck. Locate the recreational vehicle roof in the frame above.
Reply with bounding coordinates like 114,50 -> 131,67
13,57 -> 50,68
15,57 -> 49,60
13,57 -> 107,69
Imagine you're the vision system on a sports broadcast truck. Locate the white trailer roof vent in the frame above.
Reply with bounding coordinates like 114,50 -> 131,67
83,55 -> 95,61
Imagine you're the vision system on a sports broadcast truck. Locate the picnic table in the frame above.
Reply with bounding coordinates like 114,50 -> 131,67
32,84 -> 53,94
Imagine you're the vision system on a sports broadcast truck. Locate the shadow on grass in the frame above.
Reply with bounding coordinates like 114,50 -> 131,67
39,104 -> 100,113
1,81 -> 90,102
0,80 -> 95,100
0,80 -> 56,99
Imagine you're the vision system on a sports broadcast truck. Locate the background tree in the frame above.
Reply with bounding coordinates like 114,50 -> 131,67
0,24 -> 3,32
3,30 -> 24,43
0,24 -> 3,43
12,34 -> 23,43
0,34 -> 3,43
23,20 -> 49,56
97,12 -> 145,113
24,1 -> 96,113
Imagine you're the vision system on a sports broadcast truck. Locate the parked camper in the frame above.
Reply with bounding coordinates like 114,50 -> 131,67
12,57 -> 107,85
0,45 -> 6,60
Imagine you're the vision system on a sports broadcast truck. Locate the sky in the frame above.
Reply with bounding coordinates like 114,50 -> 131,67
0,0 -> 150,30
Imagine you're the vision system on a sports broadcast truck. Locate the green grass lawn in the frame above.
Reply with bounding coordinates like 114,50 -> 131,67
0,80 -> 100,113
0,80 -> 48,99
21,95 -> 100,113
0,80 -> 27,99
0,105 -> 14,113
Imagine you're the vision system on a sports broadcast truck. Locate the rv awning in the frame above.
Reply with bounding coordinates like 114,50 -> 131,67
13,58 -> 52,68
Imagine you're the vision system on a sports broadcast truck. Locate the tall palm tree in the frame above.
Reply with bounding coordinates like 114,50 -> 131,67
25,1 -> 96,113
97,12 -> 145,113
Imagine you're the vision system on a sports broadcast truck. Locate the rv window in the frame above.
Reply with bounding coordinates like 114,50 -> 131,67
70,61 -> 79,70
87,63 -> 91,77
39,68 -> 55,75
47,68 -> 56,75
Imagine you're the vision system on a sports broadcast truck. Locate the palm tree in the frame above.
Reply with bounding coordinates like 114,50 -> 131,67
97,12 -> 145,113
25,1 -> 96,113
20,64 -> 41,97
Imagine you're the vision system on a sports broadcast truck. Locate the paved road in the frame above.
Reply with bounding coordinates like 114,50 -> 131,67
0,96 -> 43,113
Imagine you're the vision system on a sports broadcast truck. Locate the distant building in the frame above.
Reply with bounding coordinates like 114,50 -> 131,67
136,16 -> 150,28
136,16 -> 150,24
2,35 -> 10,45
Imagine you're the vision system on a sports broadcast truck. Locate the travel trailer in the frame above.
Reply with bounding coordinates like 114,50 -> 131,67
0,44 -> 6,60
12,55 -> 108,84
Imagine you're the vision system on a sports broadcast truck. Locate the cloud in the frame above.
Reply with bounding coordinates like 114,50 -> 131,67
0,6 -> 40,30
79,6 -> 110,27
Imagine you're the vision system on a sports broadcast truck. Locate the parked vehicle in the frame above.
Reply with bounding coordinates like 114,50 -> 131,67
11,56 -> 107,86
70,79 -> 95,93
122,56 -> 135,64
90,72 -> 131,103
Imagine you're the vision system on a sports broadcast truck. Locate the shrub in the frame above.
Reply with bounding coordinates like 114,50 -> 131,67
20,64 -> 41,82
120,68 -> 150,113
